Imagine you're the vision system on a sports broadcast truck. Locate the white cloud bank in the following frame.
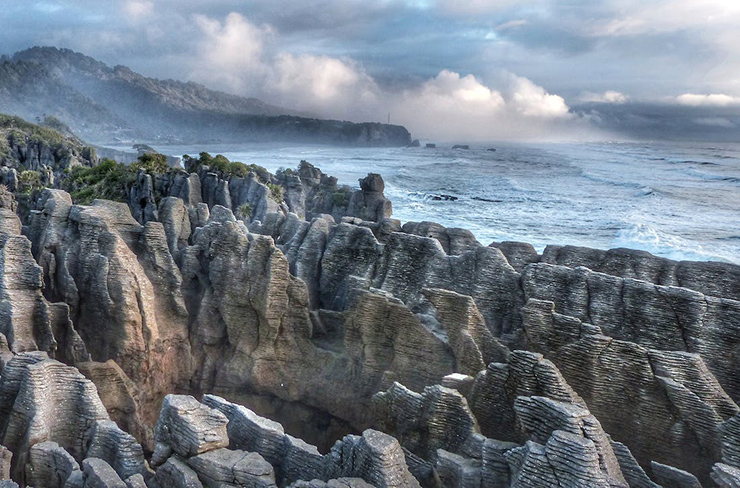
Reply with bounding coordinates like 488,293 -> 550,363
676,93 -> 740,107
189,12 -> 590,141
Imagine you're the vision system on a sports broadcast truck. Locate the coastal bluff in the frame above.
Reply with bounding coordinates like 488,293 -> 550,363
0,155 -> 739,487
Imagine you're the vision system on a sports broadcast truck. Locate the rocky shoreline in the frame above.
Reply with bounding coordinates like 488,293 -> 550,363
0,131 -> 739,486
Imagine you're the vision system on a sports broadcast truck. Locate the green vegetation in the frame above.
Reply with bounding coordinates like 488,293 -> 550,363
63,159 -> 133,204
18,170 -> 42,195
62,152 -> 173,204
0,114 -> 68,146
331,187 -> 351,208
236,203 -> 253,220
131,152 -> 169,174
267,183 -> 283,203
183,152 -> 270,182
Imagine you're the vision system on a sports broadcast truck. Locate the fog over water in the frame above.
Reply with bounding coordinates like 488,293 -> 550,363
149,141 -> 740,264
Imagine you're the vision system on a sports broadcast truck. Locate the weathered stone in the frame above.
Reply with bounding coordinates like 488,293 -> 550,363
325,430 -> 420,487
651,461 -> 703,488
188,448 -> 277,487
151,456 -> 203,488
80,458 -> 126,488
151,395 -> 229,466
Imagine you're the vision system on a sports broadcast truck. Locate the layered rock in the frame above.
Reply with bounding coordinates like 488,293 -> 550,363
26,191 -> 192,437
0,354 -> 147,485
0,159 -> 739,487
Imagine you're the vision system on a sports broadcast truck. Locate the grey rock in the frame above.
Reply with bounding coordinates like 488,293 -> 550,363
151,456 -> 203,488
187,448 -> 277,487
80,458 -> 127,488
488,241 -> 540,272
372,383 -> 479,462
435,449 -> 481,488
326,430 -> 420,487
713,463 -> 740,488
541,244 -> 740,301
650,461 -> 703,488
84,420 -> 149,480
403,221 -> 480,255
151,395 -> 229,466
0,356 -> 109,481
288,479 -> 374,488
26,441 -> 80,488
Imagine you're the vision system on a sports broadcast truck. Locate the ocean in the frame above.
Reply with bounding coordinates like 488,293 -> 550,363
146,141 -> 740,265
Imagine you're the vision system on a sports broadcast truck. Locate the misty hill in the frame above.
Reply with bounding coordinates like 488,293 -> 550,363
0,46 -> 411,146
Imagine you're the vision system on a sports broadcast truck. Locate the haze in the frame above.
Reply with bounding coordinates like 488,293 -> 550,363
3,0 -> 740,141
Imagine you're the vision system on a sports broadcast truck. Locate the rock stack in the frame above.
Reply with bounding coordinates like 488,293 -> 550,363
0,160 -> 737,486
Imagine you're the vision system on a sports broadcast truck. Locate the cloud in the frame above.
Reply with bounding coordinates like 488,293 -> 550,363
188,13 -> 584,141
123,0 -> 154,20
505,74 -> 570,117
391,70 -> 582,141
578,91 -> 630,104
269,53 -> 380,119
192,12 -> 273,93
676,93 -> 740,107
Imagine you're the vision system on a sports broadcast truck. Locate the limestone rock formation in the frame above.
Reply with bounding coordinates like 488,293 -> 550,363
0,159 -> 739,487
151,395 -> 229,466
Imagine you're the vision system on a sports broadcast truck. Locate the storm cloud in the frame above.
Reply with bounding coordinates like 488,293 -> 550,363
2,0 -> 740,141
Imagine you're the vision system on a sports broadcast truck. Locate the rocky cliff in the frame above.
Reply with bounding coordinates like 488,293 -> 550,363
1,47 -> 412,146
0,156 -> 738,487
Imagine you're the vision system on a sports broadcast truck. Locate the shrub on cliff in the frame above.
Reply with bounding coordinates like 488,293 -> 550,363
63,158 -> 133,204
18,170 -> 42,195
183,152 -> 270,182
267,182 -> 283,203
131,152 -> 169,174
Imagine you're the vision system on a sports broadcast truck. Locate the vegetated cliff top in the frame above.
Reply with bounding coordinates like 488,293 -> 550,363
0,46 -> 413,146
0,114 -> 90,162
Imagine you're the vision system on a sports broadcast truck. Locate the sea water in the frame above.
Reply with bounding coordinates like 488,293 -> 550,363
150,141 -> 740,264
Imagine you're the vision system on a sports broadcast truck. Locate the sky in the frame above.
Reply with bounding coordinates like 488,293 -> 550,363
2,0 -> 740,141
